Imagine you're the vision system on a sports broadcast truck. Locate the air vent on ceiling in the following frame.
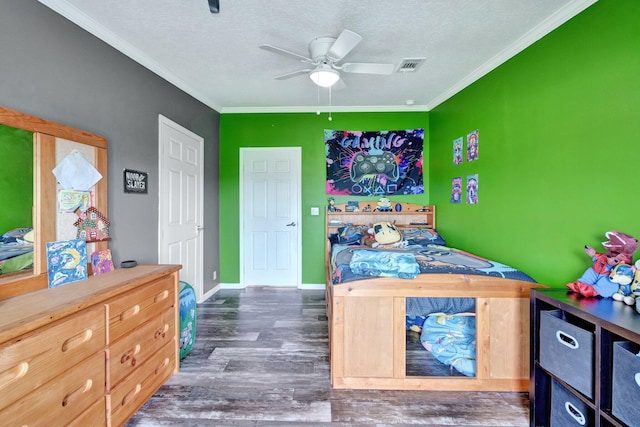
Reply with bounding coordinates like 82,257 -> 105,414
396,58 -> 425,73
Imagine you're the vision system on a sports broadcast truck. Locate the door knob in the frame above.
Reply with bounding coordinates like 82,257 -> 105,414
286,222 -> 296,227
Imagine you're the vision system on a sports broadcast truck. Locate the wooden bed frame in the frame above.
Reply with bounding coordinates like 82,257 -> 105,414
325,202 -> 544,391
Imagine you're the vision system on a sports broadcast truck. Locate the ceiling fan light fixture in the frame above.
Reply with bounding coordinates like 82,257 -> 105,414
309,65 -> 340,88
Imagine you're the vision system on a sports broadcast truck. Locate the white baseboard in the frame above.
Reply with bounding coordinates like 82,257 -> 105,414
219,282 -> 325,290
298,283 -> 325,290
200,284 -> 220,303
220,282 -> 245,289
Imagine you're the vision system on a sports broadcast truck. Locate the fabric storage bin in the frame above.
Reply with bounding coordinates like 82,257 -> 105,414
612,341 -> 640,426
178,281 -> 197,361
539,310 -> 594,398
550,379 -> 593,427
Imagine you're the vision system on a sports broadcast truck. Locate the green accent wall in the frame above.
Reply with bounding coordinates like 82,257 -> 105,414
0,124 -> 33,233
429,0 -> 640,287
219,112 -> 429,284
220,0 -> 638,289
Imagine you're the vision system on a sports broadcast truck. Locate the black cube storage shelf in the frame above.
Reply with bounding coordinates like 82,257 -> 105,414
531,289 -> 640,427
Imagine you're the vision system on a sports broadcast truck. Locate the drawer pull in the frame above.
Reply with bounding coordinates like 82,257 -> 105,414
556,330 -> 579,349
0,362 -> 29,390
154,324 -> 170,339
155,357 -> 170,375
122,383 -> 141,407
62,379 -> 93,407
120,305 -> 140,321
154,290 -> 169,303
564,401 -> 586,425
120,344 -> 141,366
61,329 -> 93,352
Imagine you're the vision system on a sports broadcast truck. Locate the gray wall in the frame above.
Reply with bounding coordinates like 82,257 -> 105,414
0,0 -> 220,294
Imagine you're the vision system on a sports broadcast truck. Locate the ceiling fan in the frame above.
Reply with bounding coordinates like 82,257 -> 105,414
260,29 -> 395,88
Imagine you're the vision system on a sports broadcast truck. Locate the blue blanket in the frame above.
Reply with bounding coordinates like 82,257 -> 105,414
331,243 -> 536,284
420,314 -> 476,377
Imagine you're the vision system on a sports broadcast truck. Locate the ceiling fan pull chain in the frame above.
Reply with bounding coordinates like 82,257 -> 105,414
328,86 -> 333,121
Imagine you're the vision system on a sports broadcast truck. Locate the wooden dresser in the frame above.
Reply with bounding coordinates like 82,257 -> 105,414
0,264 -> 181,426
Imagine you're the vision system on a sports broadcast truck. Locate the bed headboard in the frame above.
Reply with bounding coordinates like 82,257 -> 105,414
326,202 -> 435,236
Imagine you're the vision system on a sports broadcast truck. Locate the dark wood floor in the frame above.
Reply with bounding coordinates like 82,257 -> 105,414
126,287 -> 529,426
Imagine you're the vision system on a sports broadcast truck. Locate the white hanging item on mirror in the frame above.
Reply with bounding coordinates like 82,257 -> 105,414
52,149 -> 103,191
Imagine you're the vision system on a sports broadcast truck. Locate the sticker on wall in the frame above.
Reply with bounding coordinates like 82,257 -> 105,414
467,130 -> 479,162
453,137 -> 463,165
451,177 -> 462,203
466,174 -> 478,204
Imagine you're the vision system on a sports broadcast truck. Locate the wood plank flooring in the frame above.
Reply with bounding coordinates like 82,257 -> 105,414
126,287 -> 529,426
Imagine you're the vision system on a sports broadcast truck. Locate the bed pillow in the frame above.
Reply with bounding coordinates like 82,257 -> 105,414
402,228 -> 447,247
336,224 -> 365,245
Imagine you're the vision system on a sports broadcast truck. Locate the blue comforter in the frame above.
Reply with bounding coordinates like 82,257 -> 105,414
331,243 -> 536,285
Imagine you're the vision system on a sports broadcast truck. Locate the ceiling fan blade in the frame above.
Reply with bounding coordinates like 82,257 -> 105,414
341,62 -> 395,75
260,44 -> 313,63
273,69 -> 313,80
327,30 -> 362,61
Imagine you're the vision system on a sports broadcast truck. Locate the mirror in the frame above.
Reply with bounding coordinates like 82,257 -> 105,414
0,106 -> 108,299
0,123 -> 33,277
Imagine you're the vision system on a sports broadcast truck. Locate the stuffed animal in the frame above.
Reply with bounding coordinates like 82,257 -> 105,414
371,221 -> 402,248
566,231 -> 638,298
617,260 -> 640,307
603,231 -> 639,260
361,227 -> 377,247
611,263 -> 635,303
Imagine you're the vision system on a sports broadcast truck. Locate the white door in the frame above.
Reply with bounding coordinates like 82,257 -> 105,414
240,147 -> 301,287
158,115 -> 204,301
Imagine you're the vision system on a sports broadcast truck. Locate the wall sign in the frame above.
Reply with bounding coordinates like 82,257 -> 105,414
124,169 -> 148,194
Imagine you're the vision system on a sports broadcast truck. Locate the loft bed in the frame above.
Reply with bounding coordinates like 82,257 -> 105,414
325,202 -> 544,391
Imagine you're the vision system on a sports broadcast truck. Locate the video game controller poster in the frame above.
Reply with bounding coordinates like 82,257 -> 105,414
325,128 -> 424,196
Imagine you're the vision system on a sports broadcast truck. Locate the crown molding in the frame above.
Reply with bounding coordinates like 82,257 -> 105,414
39,0 -> 597,114
426,0 -> 598,110
37,0 -> 222,112
219,105 -> 430,114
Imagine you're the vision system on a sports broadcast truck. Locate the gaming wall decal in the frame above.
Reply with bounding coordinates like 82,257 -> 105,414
325,128 -> 424,196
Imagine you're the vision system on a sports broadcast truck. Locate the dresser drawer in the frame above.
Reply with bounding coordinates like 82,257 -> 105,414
0,304 -> 106,410
109,308 -> 176,388
108,340 -> 176,427
107,276 -> 175,343
0,351 -> 105,426
68,397 -> 107,427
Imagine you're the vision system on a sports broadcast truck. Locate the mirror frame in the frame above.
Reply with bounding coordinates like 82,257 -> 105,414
0,106 -> 108,299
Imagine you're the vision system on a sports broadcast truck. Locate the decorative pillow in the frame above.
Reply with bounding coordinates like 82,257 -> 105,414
372,222 -> 402,245
402,228 -> 447,247
336,224 -> 366,245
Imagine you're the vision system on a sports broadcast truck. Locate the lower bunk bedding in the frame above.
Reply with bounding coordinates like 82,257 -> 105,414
327,227 -> 540,390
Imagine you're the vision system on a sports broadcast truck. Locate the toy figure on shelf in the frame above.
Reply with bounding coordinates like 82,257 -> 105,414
327,197 -> 341,212
566,231 -> 638,298
376,197 -> 392,212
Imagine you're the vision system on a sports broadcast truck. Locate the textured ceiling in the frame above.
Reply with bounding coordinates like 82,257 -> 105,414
39,0 -> 597,113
